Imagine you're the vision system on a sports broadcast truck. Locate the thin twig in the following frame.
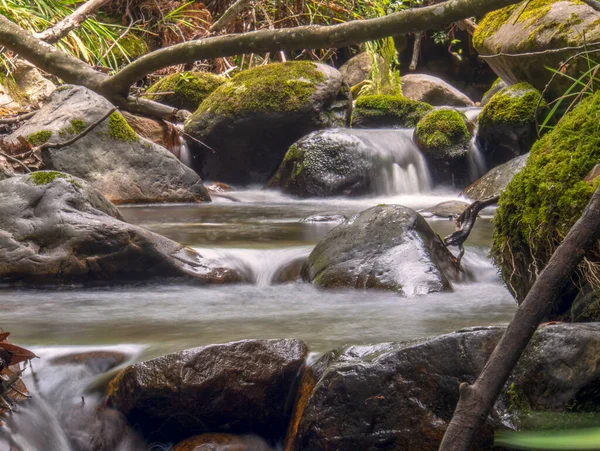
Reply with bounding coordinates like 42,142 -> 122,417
0,111 -> 36,124
0,151 -> 30,173
181,131 -> 217,154
479,42 -> 600,59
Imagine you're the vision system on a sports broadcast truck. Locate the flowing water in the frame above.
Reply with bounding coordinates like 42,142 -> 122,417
0,119 -> 515,449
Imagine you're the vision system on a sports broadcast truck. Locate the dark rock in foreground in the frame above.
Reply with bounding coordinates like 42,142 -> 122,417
172,433 -> 273,451
302,205 -> 461,295
0,173 -> 243,285
287,323 -> 600,451
108,339 -> 307,443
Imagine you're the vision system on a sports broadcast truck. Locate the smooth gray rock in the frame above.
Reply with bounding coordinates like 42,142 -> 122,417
6,85 -> 209,204
462,154 -> 528,200
302,205 -> 461,295
401,74 -> 474,107
0,173 -> 242,285
420,200 -> 470,219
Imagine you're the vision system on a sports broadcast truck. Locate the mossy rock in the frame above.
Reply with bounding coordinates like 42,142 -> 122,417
491,91 -> 600,315
473,0 -> 600,100
144,72 -> 226,112
480,78 -> 507,107
414,108 -> 472,187
477,82 -> 546,169
351,95 -> 433,129
184,62 -> 351,184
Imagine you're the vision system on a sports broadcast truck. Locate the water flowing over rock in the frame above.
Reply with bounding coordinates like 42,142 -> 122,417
268,129 -> 431,198
302,205 -> 461,295
286,324 -> 600,451
400,74 -> 474,107
184,62 -> 351,185
473,0 -> 600,101
0,173 -> 243,285
5,85 -> 209,203
107,339 -> 307,443
477,83 -> 545,169
462,154 -> 528,201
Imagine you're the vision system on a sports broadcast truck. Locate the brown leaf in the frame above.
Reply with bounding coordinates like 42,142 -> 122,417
0,342 -> 38,366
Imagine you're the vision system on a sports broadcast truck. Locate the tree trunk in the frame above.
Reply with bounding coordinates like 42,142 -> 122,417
439,185 -> 600,451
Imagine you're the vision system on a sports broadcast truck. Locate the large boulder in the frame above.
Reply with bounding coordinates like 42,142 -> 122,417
473,0 -> 600,100
401,74 -> 474,107
286,323 -> 600,451
108,339 -> 307,443
461,153 -> 528,201
302,205 -> 461,295
477,83 -> 545,169
0,172 -> 242,285
184,62 -> 351,185
351,95 -> 433,128
492,92 -> 600,309
414,108 -> 472,186
268,129 -> 430,197
143,71 -> 226,112
5,85 -> 209,204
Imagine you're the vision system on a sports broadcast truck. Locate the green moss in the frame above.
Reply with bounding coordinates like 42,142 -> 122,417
144,72 -> 226,111
414,109 -> 470,152
492,92 -> 600,302
106,112 -> 138,143
58,119 -> 87,137
26,130 -> 52,146
114,33 -> 149,66
191,62 -> 326,119
0,73 -> 29,106
505,382 -> 530,415
27,171 -> 81,187
352,95 -> 433,127
479,82 -> 545,128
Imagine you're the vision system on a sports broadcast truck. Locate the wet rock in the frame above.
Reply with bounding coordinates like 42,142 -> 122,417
414,108 -> 472,186
473,0 -> 600,100
584,163 -> 600,183
477,83 -> 545,169
461,154 -> 528,201
172,433 -> 273,451
420,200 -> 469,219
287,323 -> 600,451
268,129 -> 429,198
144,72 -> 226,112
401,74 -> 474,107
50,351 -> 128,374
108,339 -> 307,443
302,205 -> 461,295
206,182 -> 233,193
300,214 -> 347,224
185,62 -> 351,185
271,257 -> 307,285
6,85 -> 209,204
0,173 -> 243,285
351,95 -> 433,129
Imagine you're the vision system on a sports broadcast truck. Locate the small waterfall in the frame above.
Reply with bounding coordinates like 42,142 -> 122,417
467,137 -> 486,182
179,138 -> 193,168
343,129 -> 432,195
194,247 -> 313,287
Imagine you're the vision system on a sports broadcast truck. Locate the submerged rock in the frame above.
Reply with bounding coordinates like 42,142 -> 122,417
108,339 -> 307,443
473,0 -> 600,100
302,205 -> 461,295
351,95 -> 433,128
268,129 -> 430,198
477,83 -> 545,169
0,172 -> 242,285
414,108 -> 472,186
401,74 -> 474,107
286,323 -> 600,451
6,85 -> 209,204
184,62 -> 351,185
172,433 -> 273,451
462,153 -> 528,201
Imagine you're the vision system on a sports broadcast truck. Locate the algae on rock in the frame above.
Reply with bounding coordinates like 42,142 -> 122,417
351,95 -> 433,128
144,72 -> 225,112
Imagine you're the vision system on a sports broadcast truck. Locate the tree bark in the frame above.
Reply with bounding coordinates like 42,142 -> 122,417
209,0 -> 253,33
439,185 -> 600,451
34,0 -> 111,44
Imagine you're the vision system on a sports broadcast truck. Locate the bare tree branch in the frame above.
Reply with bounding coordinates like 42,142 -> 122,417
439,185 -> 600,451
0,112 -> 36,125
210,0 -> 253,33
35,0 -> 112,44
409,32 -> 424,71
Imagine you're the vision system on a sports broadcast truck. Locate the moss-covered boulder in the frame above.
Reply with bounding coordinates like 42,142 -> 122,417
144,72 -> 225,112
480,78 -> 507,107
184,62 -> 351,185
477,83 -> 546,169
268,129 -> 431,197
351,95 -> 433,128
492,92 -> 600,316
5,85 -> 210,203
302,205 -> 461,295
473,0 -> 600,100
414,108 -> 472,186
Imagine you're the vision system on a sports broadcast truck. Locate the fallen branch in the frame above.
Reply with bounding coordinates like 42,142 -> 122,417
210,0 -> 253,33
409,32 -> 424,71
439,185 -> 600,451
443,194 -> 500,265
0,111 -> 36,124
0,150 -> 30,173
